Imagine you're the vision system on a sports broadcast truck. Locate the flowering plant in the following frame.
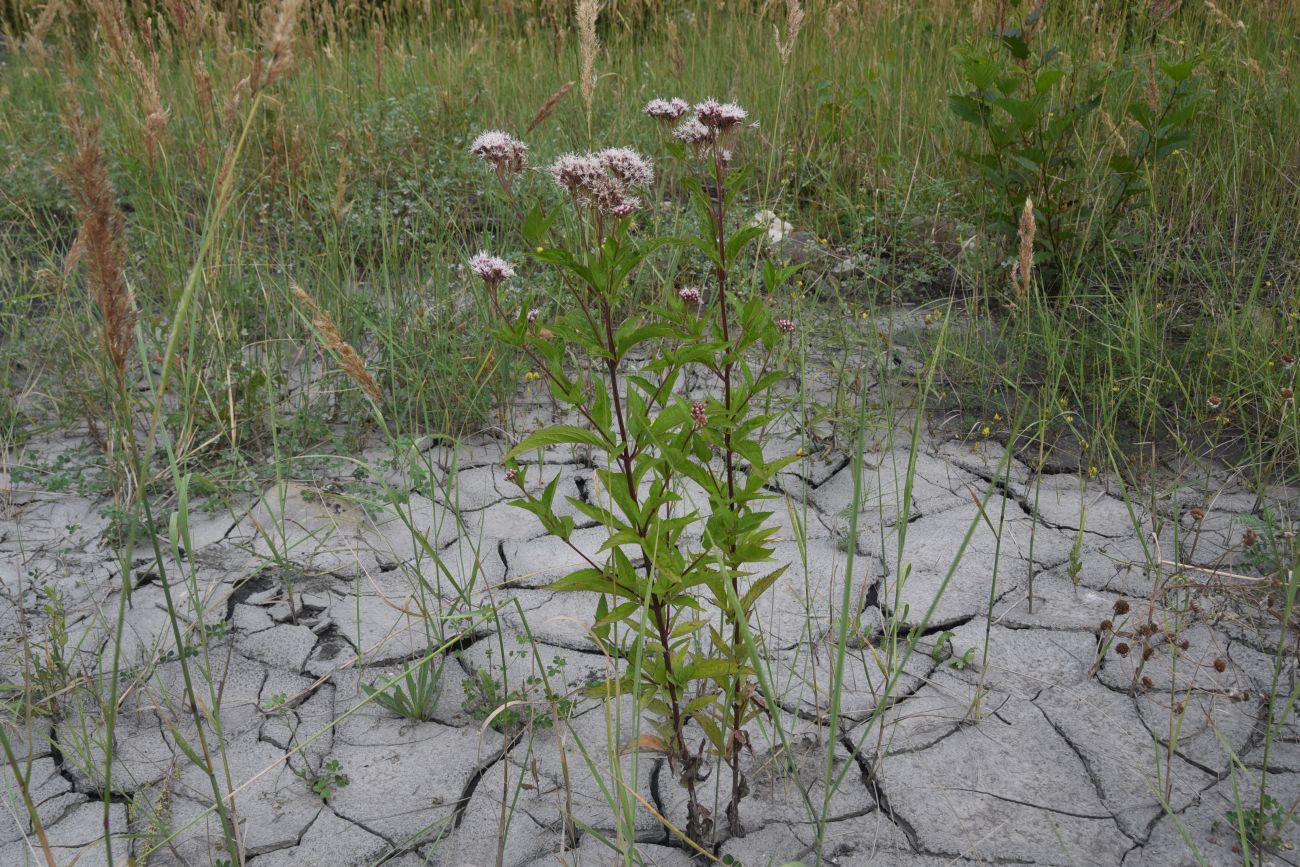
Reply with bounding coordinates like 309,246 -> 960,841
469,98 -> 801,845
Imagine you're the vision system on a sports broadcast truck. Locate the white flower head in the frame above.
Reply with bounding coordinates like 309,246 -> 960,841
597,147 -> 654,188
672,117 -> 710,146
469,252 -> 515,285
548,153 -> 605,192
469,130 -> 528,173
644,97 -> 691,121
695,98 -> 748,130
550,152 -> 641,217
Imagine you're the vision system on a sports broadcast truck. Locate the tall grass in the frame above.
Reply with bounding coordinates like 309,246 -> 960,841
2,1 -> 1294,474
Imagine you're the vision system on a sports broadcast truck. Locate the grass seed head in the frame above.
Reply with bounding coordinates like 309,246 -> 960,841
577,0 -> 599,117
260,0 -> 303,92
1014,196 -> 1035,301
293,286 -> 381,402
777,0 -> 805,66
57,112 -> 135,382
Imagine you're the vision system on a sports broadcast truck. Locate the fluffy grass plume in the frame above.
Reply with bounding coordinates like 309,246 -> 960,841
57,112 -> 135,381
294,285 -> 383,402
578,0 -> 599,128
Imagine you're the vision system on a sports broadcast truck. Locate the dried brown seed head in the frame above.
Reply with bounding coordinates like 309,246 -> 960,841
1116,642 -> 1131,657
1213,658 -> 1227,673
1141,675 -> 1154,690
57,113 -> 135,381
1113,599 -> 1130,615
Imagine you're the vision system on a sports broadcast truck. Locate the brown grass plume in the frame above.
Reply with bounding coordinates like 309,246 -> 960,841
293,286 -> 382,402
1013,196 -> 1035,303
527,80 -> 576,134
58,113 -> 135,381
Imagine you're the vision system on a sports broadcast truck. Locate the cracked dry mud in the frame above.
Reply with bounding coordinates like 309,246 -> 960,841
3,419 -> 1298,866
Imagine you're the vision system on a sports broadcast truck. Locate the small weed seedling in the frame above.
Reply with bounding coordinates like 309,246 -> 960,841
1227,793 -> 1293,851
296,758 -> 350,801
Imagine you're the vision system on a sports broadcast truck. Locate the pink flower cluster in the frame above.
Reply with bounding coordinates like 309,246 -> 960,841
691,401 -> 708,430
678,286 -> 703,305
469,252 -> 514,285
776,319 -> 796,334
549,148 -> 652,217
469,130 -> 528,174
644,97 -> 691,121
673,117 -> 709,147
695,98 -> 748,131
598,147 -> 655,188
658,98 -> 754,158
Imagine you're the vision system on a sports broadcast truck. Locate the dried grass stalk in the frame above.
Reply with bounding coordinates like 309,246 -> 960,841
257,0 -> 302,93
1145,47 -> 1160,113
776,0 -> 804,66
129,50 -> 170,171
293,286 -> 382,402
86,0 -> 131,66
1013,196 -> 1035,302
666,18 -> 684,80
527,80 -> 575,134
23,0 -> 65,68
58,114 -> 135,380
372,14 -> 386,90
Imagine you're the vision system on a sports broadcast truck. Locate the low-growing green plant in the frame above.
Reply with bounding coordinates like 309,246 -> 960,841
468,99 -> 801,845
459,643 -> 575,734
1227,792 -> 1293,851
363,656 -> 446,723
295,757 -> 350,802
461,669 -> 532,733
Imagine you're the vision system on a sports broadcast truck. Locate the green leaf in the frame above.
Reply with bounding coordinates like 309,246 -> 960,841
522,203 -> 558,246
1159,58 -> 1198,83
595,600 -> 641,627
695,713 -> 726,752
948,94 -> 987,126
682,658 -> 733,682
724,225 -> 766,265
1034,68 -> 1065,94
552,568 -> 636,599
615,322 -> 679,360
960,53 -> 1000,90
739,565 -> 788,613
505,425 -> 612,461
999,34 -> 1030,61
993,96 -> 1041,131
